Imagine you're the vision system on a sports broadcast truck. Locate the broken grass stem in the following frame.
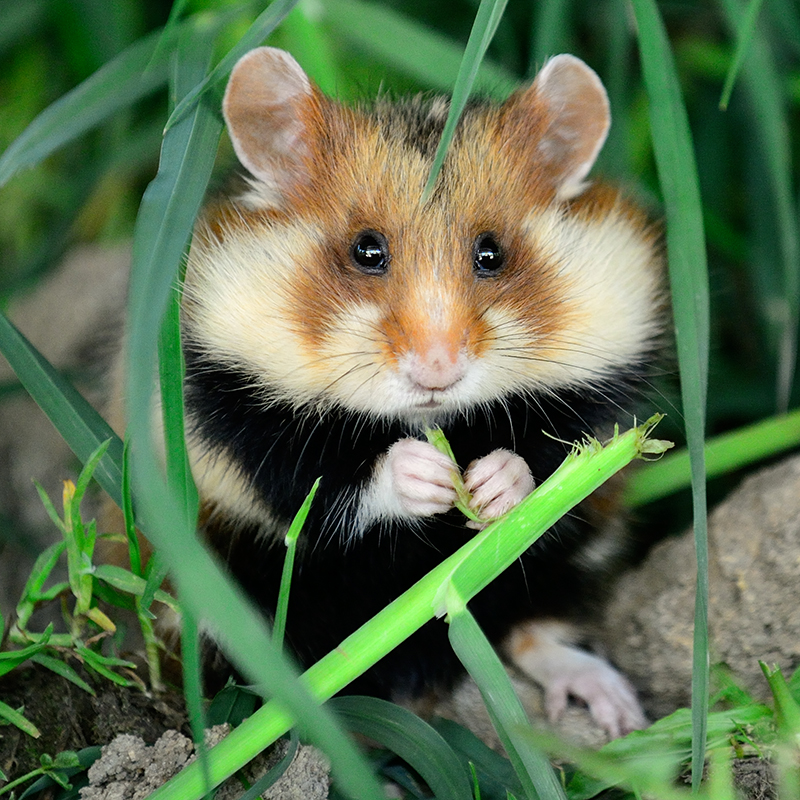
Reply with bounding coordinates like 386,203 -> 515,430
147,415 -> 669,800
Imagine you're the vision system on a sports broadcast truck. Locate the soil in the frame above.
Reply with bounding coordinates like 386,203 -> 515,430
0,661 -> 188,780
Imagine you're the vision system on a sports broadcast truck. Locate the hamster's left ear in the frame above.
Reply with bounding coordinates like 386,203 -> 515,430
509,55 -> 610,200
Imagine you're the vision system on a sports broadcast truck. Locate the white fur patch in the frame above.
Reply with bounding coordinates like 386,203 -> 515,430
519,204 -> 661,386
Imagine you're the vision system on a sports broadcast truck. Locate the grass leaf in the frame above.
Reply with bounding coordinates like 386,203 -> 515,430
422,0 -> 511,201
0,312 -> 123,506
322,0 -> 517,97
29,653 -> 95,695
718,0 -> 800,411
0,27 -> 170,187
719,0 -> 767,110
0,700 -> 40,738
629,0 -> 710,787
165,0 -> 303,131
447,606 -> 565,800
273,477 -> 320,651
624,408 -> 800,506
331,696 -> 474,800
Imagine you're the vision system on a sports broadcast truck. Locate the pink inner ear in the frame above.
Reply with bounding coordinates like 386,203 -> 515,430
222,47 -> 313,190
533,55 -> 610,200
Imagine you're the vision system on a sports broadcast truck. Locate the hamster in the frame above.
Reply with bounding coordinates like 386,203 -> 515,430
178,47 -> 663,738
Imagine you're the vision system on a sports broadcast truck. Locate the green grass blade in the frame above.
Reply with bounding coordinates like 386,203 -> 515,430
236,734 -> 299,800
718,0 -> 767,110
422,0 -> 510,201
432,717 -> 525,798
278,1 -> 343,98
165,0 -> 302,131
331,696 -> 474,800
322,0 -> 517,98
158,281 -> 197,519
273,478 -> 320,651
0,311 -> 123,506
529,0 -> 572,73
30,653 -> 95,695
181,610 -> 211,798
761,662 -> 800,740
447,605 -> 566,800
624,408 -> 800,506
121,438 -> 142,576
719,0 -> 799,411
0,699 -> 40,739
0,27 -> 170,188
629,0 -> 710,788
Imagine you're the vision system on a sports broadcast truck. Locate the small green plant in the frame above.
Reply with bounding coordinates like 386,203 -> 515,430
0,750 -> 82,798
0,440 -> 177,739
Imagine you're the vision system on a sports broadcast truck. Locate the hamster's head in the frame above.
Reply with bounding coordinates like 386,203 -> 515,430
182,47 -> 662,425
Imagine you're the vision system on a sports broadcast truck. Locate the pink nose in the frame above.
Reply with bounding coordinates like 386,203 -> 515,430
407,344 -> 466,391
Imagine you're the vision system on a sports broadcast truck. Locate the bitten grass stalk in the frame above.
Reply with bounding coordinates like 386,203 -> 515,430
147,416 -> 670,800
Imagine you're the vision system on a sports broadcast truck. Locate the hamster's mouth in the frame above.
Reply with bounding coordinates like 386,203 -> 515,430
415,398 -> 443,410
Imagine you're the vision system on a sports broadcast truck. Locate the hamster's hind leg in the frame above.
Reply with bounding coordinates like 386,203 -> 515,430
505,619 -> 646,739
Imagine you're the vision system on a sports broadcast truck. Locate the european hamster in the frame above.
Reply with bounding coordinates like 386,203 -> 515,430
179,47 -> 663,737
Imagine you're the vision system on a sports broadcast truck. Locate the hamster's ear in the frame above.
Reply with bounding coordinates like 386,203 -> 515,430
223,47 -> 316,193
512,55 -> 610,200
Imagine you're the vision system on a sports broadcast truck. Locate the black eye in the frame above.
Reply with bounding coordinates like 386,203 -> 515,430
473,234 -> 504,276
350,230 -> 390,275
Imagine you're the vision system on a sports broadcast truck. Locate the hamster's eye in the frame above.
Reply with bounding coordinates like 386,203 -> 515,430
473,234 -> 504,276
350,230 -> 390,275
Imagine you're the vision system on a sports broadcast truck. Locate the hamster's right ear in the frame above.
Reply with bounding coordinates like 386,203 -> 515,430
223,47 -> 317,193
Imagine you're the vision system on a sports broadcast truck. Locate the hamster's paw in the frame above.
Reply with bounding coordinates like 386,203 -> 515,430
538,649 -> 646,739
464,449 -> 534,525
384,438 -> 459,517
507,621 -> 646,740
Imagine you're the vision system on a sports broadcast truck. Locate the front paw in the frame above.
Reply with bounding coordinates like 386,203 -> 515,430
385,438 -> 459,518
464,449 -> 534,523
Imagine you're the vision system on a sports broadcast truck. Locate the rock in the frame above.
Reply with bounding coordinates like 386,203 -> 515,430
604,453 -> 800,719
79,727 -> 329,800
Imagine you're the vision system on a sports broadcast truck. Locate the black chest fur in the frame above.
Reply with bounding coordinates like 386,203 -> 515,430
184,345 -> 639,697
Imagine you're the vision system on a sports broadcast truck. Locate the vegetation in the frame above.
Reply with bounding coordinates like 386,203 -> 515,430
1,0 -> 799,798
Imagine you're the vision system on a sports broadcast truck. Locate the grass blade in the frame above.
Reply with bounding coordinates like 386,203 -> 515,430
0,311 -> 123,505
331,696 -> 474,800
322,0 -> 517,98
718,0 -> 799,411
447,605 -> 566,800
273,478 -> 320,651
165,0 -> 302,131
624,408 -> 800,506
422,0 -> 510,201
629,0 -> 710,787
718,0 -> 767,110
277,2 -> 343,98
30,653 -> 95,695
0,700 -> 40,738
0,27 -> 170,187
